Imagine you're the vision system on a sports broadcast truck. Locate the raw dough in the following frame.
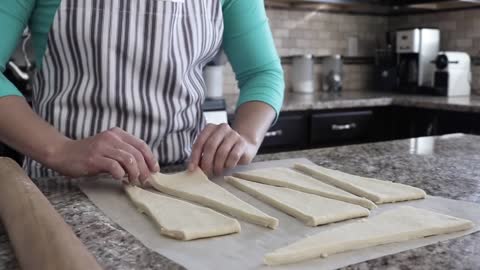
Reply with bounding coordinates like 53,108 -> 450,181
226,176 -> 369,226
149,169 -> 278,229
233,167 -> 376,209
125,186 -> 240,240
264,206 -> 474,266
294,163 -> 426,204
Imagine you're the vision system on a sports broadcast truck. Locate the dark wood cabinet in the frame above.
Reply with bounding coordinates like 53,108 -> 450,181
310,110 -> 374,146
437,111 -> 475,135
390,107 -> 438,139
0,143 -> 23,165
251,106 -> 480,153
473,114 -> 480,135
229,111 -> 309,154
390,107 -> 478,140
260,112 -> 309,153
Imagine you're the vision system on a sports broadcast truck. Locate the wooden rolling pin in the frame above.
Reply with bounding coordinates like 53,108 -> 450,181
0,157 -> 102,270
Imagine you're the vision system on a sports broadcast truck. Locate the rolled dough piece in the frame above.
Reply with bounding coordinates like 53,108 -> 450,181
226,176 -> 369,226
149,169 -> 278,229
294,163 -> 427,204
233,167 -> 376,209
125,186 -> 240,240
264,206 -> 474,266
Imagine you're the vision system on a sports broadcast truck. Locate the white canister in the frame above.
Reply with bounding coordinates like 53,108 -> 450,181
291,54 -> 315,93
203,65 -> 224,98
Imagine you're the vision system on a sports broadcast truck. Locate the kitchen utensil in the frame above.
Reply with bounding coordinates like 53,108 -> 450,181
0,158 -> 101,270
292,54 -> 315,93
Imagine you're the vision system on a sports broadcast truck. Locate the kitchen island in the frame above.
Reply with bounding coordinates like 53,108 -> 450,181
1,134 -> 480,269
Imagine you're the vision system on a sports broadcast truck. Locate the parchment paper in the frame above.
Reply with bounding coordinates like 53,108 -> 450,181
79,158 -> 480,270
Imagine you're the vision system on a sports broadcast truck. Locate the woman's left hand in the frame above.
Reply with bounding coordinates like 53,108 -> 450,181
188,123 -> 259,176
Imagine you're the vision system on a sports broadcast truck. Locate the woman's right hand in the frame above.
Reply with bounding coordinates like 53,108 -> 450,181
45,127 -> 159,185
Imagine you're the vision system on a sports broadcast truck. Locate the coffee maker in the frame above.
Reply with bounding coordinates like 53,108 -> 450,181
433,52 -> 471,96
396,28 -> 440,93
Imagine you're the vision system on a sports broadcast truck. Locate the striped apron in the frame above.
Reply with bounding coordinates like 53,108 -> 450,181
23,0 -> 224,178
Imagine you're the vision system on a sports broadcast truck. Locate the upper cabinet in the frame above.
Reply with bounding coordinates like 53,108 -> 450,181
265,0 -> 480,15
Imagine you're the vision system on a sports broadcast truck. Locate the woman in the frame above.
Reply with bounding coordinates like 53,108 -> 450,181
0,0 -> 284,185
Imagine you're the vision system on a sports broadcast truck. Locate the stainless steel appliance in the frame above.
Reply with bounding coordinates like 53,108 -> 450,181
433,52 -> 471,97
396,28 -> 440,93
321,55 -> 343,92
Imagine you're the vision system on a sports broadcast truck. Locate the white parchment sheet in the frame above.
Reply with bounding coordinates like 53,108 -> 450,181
79,158 -> 480,270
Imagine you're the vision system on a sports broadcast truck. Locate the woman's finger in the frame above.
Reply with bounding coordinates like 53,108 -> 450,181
225,140 -> 247,169
200,124 -> 231,176
111,140 -> 151,185
94,157 -> 127,181
103,147 -> 140,184
110,127 -> 159,172
213,131 -> 239,176
189,124 -> 217,171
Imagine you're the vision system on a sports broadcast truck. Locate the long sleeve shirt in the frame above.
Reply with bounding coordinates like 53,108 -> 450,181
0,0 -> 284,116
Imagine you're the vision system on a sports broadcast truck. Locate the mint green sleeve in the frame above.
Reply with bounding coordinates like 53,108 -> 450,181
0,0 -> 58,98
0,0 -> 34,98
222,0 -> 285,118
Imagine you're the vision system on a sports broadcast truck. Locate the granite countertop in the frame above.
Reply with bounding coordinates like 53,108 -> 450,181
225,91 -> 480,114
1,134 -> 480,269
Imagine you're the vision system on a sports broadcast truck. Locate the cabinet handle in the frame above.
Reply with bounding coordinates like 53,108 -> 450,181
265,130 -> 283,137
331,123 -> 357,131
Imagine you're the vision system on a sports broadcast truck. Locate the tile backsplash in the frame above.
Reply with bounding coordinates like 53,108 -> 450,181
267,10 -> 387,57
222,7 -> 479,95
222,9 -> 388,94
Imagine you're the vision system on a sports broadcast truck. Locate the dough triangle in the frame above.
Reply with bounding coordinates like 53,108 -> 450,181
294,163 -> 426,204
227,176 -> 369,226
149,169 -> 278,229
265,206 -> 473,266
125,186 -> 240,240
234,167 -> 376,209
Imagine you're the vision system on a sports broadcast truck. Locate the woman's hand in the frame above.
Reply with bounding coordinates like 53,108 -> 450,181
46,127 -> 159,185
188,123 -> 259,176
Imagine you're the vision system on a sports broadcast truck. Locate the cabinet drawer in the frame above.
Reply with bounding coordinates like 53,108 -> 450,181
262,113 -> 308,148
311,110 -> 373,145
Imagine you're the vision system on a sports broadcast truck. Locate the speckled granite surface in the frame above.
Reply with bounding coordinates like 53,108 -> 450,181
1,134 -> 480,269
225,91 -> 480,114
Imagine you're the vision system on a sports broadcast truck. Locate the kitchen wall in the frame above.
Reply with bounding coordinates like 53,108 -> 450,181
223,7 -> 480,95
388,9 -> 480,94
222,9 -> 389,94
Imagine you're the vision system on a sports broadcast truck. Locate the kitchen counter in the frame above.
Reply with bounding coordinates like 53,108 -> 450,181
225,91 -> 480,114
1,134 -> 480,269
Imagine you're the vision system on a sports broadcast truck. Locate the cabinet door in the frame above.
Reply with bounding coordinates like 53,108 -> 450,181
310,110 -> 373,145
261,112 -> 309,151
437,110 -> 474,135
390,107 -> 438,139
229,112 -> 309,153
473,114 -> 480,135
0,143 -> 23,165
